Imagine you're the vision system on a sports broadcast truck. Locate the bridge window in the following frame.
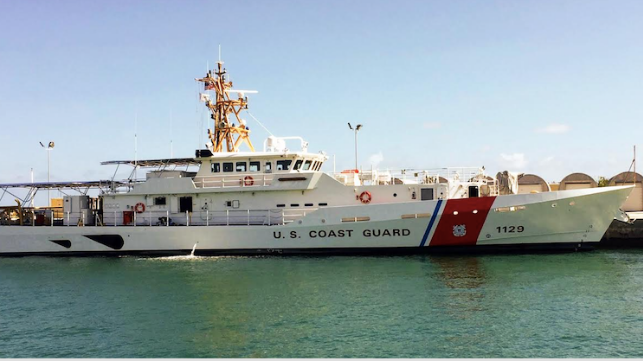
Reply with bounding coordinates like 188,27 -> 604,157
303,160 -> 312,170
154,197 -> 166,206
223,162 -> 233,172
265,161 -> 272,172
277,160 -> 292,171
211,162 -> 221,173
293,159 -> 303,170
250,161 -> 260,172
236,162 -> 247,172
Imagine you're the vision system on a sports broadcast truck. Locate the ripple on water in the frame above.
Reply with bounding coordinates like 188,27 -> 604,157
1,250 -> 643,357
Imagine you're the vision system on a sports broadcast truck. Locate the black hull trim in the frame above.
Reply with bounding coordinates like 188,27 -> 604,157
0,242 -> 596,257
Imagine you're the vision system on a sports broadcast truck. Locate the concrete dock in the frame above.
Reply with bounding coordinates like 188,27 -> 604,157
600,212 -> 643,247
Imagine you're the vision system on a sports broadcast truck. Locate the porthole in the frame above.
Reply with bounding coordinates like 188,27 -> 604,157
453,211 -> 459,215
393,193 -> 397,197
552,203 -> 557,208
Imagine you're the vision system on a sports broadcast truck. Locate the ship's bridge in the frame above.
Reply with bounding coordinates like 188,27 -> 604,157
194,150 -> 327,177
192,135 -> 328,189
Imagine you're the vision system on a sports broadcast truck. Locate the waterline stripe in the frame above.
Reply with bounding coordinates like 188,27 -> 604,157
419,199 -> 443,247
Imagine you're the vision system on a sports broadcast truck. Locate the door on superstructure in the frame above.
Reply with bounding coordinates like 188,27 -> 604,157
179,196 -> 193,213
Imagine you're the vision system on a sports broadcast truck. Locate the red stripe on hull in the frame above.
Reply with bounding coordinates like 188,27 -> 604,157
429,197 -> 496,246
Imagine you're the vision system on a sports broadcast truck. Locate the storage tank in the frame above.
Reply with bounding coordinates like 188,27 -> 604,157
517,174 -> 550,194
559,173 -> 597,190
609,172 -> 643,211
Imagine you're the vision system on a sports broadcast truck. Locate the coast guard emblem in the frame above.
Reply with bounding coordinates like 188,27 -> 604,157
453,224 -> 466,237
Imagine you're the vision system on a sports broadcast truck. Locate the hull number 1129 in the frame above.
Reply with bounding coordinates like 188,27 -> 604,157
496,226 -> 524,233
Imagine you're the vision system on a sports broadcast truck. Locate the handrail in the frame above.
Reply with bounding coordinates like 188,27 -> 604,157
331,167 -> 490,186
193,173 -> 275,189
0,207 -> 317,228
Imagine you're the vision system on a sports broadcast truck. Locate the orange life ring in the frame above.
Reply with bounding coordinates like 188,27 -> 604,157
134,202 -> 146,213
359,191 -> 372,204
243,176 -> 254,186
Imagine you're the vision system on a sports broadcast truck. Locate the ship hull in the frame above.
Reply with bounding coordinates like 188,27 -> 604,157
0,186 -> 632,256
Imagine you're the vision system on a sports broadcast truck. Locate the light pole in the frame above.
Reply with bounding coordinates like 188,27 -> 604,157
347,123 -> 362,171
40,141 -> 55,206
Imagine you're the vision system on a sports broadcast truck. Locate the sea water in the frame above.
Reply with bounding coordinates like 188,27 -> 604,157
1,250 -> 643,357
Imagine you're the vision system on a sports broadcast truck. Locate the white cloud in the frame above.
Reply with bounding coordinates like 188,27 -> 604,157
368,152 -> 384,168
499,153 -> 528,170
423,122 -> 442,129
536,123 -> 570,134
538,156 -> 555,166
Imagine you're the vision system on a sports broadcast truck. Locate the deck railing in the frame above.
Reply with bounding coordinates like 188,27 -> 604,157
332,167 -> 489,186
0,208 -> 314,227
193,174 -> 275,189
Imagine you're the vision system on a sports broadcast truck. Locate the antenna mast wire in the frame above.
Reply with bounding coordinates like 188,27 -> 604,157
245,111 -> 274,137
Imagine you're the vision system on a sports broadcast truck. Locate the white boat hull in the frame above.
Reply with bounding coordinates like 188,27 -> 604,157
0,186 -> 632,255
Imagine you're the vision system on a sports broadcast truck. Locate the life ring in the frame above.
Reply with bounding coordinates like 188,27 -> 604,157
243,176 -> 254,186
134,202 -> 146,213
359,191 -> 372,204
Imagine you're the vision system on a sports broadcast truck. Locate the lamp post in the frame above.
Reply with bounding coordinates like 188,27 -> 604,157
347,123 -> 363,171
40,141 -> 55,206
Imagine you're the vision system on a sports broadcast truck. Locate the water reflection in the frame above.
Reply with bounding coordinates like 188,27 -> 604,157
425,255 -> 488,316
4,252 -> 643,357
430,255 -> 486,289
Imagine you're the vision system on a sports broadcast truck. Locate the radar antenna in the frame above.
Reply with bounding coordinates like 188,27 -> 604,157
196,60 -> 256,152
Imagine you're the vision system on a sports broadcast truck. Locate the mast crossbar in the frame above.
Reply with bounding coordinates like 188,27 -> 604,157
197,61 -> 255,153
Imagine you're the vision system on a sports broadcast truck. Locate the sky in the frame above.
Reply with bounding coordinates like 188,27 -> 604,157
1,0 -> 643,205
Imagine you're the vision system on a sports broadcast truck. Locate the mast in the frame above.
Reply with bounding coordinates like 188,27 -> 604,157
196,61 -> 255,153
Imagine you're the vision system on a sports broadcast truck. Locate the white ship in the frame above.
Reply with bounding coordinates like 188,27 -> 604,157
0,60 -> 633,256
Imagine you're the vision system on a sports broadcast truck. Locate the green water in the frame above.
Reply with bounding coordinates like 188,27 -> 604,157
1,251 -> 643,358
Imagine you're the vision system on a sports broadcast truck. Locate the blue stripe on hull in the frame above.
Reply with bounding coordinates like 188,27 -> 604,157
419,199 -> 443,247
